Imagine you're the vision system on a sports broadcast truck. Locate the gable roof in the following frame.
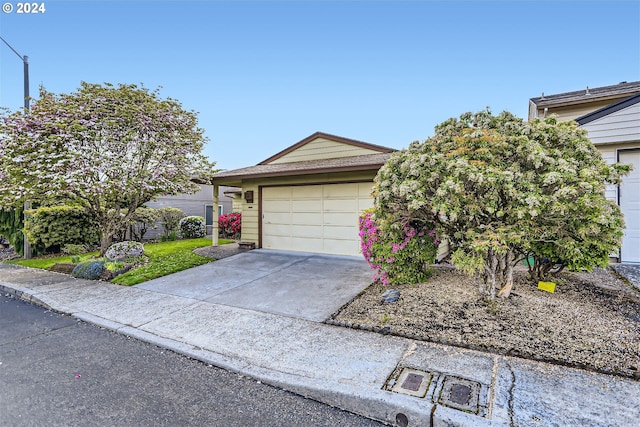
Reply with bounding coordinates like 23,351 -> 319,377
259,131 -> 395,165
214,152 -> 392,183
530,81 -> 640,108
576,93 -> 640,126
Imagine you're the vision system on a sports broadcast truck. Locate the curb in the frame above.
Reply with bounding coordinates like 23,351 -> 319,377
1,279 -> 505,427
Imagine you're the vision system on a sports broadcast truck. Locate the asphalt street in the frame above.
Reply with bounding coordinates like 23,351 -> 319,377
0,294 -> 383,427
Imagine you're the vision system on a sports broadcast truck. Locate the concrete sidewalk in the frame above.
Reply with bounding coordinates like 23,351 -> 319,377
1,262 -> 639,427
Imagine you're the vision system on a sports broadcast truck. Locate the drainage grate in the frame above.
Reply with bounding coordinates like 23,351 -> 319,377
384,367 -> 490,418
390,368 -> 432,398
438,376 -> 481,414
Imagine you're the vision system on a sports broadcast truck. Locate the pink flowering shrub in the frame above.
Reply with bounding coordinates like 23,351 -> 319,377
359,210 -> 438,285
219,213 -> 241,239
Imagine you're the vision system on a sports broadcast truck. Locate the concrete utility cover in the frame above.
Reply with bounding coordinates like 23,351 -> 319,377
135,249 -> 373,322
390,368 -> 432,398
439,376 -> 481,414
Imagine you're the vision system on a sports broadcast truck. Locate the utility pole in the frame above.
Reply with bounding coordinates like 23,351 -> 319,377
1,36 -> 32,259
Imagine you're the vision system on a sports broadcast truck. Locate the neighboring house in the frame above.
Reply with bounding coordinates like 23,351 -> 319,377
212,132 -> 395,256
144,184 -> 239,238
529,81 -> 640,263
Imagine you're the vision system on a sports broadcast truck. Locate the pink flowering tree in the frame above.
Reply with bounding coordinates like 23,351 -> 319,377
0,82 -> 215,255
359,209 -> 438,285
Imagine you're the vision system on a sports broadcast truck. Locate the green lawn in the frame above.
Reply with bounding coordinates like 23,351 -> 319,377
10,252 -> 100,270
11,238 -> 234,286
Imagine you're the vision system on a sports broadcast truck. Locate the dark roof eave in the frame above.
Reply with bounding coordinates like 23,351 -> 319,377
576,93 -> 640,126
530,81 -> 640,108
213,163 -> 385,184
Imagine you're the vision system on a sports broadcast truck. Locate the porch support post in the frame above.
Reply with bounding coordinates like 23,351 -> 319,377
212,184 -> 219,247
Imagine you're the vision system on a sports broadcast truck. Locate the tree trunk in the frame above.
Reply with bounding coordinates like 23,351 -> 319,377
99,230 -> 113,256
483,248 -> 498,298
497,250 -> 515,298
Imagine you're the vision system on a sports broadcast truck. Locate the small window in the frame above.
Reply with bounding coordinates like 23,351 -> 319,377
205,205 -> 213,227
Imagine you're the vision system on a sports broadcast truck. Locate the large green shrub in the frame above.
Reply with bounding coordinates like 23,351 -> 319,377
0,206 -> 25,256
24,206 -> 100,254
375,110 -> 630,298
179,216 -> 206,239
113,207 -> 160,242
131,207 -> 160,241
157,207 -> 186,238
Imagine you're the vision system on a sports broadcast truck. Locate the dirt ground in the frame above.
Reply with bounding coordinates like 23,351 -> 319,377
332,264 -> 640,379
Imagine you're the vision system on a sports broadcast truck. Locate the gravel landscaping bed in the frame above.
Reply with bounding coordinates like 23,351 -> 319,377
332,265 -> 640,380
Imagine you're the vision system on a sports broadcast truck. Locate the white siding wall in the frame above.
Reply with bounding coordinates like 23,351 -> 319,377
597,146 -> 620,203
582,103 -> 640,145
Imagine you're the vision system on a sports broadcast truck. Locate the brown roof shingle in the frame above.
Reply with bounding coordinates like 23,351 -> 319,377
530,81 -> 640,107
213,152 -> 393,183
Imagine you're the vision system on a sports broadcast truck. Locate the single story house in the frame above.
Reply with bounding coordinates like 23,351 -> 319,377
212,132 -> 395,256
145,184 -> 239,238
529,81 -> 640,263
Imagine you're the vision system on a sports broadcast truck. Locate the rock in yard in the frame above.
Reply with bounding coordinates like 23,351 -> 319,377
381,289 -> 400,303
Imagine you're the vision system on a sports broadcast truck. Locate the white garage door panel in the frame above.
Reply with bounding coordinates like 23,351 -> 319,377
324,199 -> 358,211
358,182 -> 373,196
359,199 -> 374,211
324,239 -> 356,255
266,224 -> 291,236
324,183 -> 357,197
292,225 -> 323,238
295,200 -> 322,211
324,225 -> 354,239
292,185 -> 323,198
293,212 -> 323,224
262,183 -> 373,256
324,212 -> 356,225
620,150 -> 640,263
267,200 -> 291,212
291,236 -> 323,252
267,213 -> 292,224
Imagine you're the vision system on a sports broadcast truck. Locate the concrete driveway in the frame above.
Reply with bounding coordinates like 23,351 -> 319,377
134,249 -> 374,322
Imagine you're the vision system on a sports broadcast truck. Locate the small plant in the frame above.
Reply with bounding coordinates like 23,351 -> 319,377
359,210 -> 438,286
484,297 -> 500,315
381,314 -> 392,323
71,255 -> 81,263
62,243 -> 87,255
179,216 -> 206,239
157,207 -> 186,238
71,260 -> 105,280
105,241 -> 145,261
104,260 -> 125,272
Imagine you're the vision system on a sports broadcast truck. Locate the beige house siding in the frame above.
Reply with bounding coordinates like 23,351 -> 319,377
238,171 -> 378,245
532,100 -> 618,121
239,182 -> 260,243
269,138 -> 382,164
231,195 -> 243,213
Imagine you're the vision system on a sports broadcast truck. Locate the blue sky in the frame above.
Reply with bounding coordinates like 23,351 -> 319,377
1,1 -> 639,170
